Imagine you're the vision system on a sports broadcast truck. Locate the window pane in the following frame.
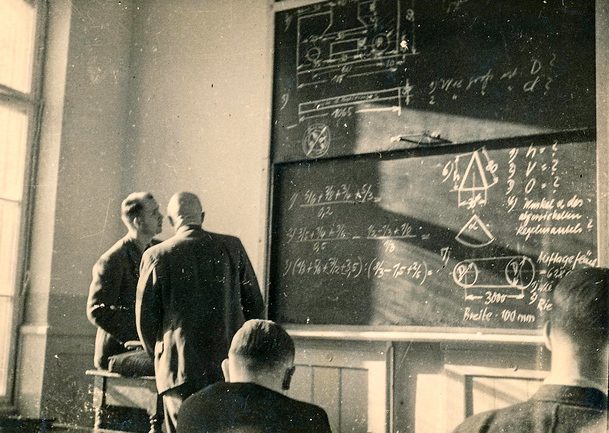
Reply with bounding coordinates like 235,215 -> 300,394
0,296 -> 13,396
0,104 -> 28,201
0,201 -> 21,298
0,0 -> 37,93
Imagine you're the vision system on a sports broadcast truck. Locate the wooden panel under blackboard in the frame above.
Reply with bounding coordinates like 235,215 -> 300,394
268,131 -> 597,330
272,0 -> 595,162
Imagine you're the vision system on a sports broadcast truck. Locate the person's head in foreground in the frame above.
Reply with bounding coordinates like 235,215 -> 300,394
222,319 -> 296,392
543,266 -> 609,385
451,266 -> 609,433
177,319 -> 332,433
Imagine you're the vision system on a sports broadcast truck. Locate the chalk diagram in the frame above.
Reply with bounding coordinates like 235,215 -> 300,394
302,123 -> 331,158
453,256 -> 536,300
455,214 -> 495,248
453,149 -> 499,209
298,84 -> 413,122
296,0 -> 417,88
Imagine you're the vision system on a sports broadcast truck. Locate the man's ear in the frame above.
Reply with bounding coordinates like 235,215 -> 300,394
132,216 -> 142,230
543,321 -> 552,352
282,366 -> 296,391
221,359 -> 230,382
167,215 -> 175,228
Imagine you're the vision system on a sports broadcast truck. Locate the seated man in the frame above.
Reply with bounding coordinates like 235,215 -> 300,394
177,319 -> 332,433
86,192 -> 164,432
87,192 -> 163,374
452,267 -> 609,433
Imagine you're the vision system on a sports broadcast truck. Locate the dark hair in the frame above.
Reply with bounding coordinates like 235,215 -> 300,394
549,267 -> 609,344
121,192 -> 154,224
229,319 -> 295,372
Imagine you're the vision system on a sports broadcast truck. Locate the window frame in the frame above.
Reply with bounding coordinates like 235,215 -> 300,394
0,0 -> 47,407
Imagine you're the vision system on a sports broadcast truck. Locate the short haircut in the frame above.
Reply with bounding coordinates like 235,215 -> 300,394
121,192 -> 154,226
229,319 -> 295,372
549,267 -> 609,344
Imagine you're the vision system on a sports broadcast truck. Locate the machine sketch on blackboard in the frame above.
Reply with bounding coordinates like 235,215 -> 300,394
272,0 -> 595,162
296,0 -> 417,88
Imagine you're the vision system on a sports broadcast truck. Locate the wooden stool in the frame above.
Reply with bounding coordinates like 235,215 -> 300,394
86,369 -> 162,433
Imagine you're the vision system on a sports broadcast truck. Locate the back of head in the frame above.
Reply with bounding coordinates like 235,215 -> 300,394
229,319 -> 295,374
549,267 -> 609,346
121,192 -> 154,227
167,191 -> 203,229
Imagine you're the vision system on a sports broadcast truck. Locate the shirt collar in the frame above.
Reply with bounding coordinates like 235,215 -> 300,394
544,374 -> 608,395
176,224 -> 202,235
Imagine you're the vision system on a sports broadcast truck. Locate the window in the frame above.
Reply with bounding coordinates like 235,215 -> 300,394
0,0 -> 44,400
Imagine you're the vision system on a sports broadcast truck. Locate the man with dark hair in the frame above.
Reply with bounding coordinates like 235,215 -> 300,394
452,267 -> 609,433
136,192 -> 265,433
177,319 -> 332,433
87,191 -> 163,370
87,192 -> 164,432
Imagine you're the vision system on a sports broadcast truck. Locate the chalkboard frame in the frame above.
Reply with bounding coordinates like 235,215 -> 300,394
266,128 -> 597,337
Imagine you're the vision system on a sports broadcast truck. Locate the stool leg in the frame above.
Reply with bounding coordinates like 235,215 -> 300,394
148,394 -> 164,433
93,407 -> 104,430
91,375 -> 107,430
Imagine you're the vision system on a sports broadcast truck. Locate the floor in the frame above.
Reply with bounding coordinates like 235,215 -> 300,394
0,418 -> 144,433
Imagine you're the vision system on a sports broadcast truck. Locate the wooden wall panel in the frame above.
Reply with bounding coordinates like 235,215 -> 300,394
340,368 -> 368,433
290,340 -> 390,433
313,367 -> 341,433
289,364 -> 313,403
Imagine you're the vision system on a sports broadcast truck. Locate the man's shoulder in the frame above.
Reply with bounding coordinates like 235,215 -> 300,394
452,409 -> 498,433
141,238 -> 173,261
186,382 -> 324,411
284,393 -> 327,414
204,230 -> 241,247
96,237 -> 131,265
452,402 -> 534,433
179,383 -> 331,433
276,392 -> 331,431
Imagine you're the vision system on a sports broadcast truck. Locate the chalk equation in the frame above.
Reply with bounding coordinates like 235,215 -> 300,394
281,255 -> 432,285
287,183 -> 380,211
284,222 -> 428,253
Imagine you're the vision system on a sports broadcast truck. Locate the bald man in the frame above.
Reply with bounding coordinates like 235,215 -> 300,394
136,192 -> 264,433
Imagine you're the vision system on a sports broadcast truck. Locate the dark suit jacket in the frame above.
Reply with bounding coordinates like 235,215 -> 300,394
87,236 -> 158,369
177,382 -> 332,433
452,385 -> 608,433
136,226 -> 264,394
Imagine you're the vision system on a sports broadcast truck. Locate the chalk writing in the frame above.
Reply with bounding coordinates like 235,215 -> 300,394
281,255 -> 431,285
285,224 -> 350,243
271,137 -> 596,328
293,183 -> 380,207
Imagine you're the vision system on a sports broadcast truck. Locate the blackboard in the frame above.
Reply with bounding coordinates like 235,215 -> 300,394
272,0 -> 595,162
268,132 -> 597,329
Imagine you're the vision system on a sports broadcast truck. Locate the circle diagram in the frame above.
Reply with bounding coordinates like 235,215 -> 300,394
454,261 -> 479,288
505,257 -> 535,289
371,34 -> 389,54
305,46 -> 321,62
302,123 -> 331,158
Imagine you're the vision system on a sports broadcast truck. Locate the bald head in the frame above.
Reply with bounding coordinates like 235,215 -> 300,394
167,192 -> 204,231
